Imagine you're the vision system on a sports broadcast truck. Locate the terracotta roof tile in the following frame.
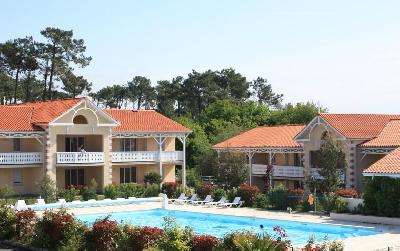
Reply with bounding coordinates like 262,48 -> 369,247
213,125 -> 305,149
319,113 -> 400,139
15,98 -> 83,124
106,109 -> 190,133
0,106 -> 39,131
363,147 -> 400,175
360,120 -> 400,148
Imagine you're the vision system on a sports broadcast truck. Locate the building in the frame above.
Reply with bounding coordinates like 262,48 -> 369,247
214,113 -> 400,192
0,97 -> 190,194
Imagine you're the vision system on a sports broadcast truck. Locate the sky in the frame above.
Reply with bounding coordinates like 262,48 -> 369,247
1,1 -> 400,113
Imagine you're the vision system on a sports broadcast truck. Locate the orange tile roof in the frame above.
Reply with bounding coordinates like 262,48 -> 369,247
105,109 -> 190,133
360,120 -> 400,148
213,125 -> 305,149
319,113 -> 400,139
363,147 -> 400,175
16,98 -> 83,124
0,106 -> 38,131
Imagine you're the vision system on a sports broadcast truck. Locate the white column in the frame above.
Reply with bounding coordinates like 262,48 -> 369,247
159,135 -> 163,179
182,137 -> 187,188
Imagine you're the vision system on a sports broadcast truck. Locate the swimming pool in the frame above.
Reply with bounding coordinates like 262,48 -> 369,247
76,209 -> 380,245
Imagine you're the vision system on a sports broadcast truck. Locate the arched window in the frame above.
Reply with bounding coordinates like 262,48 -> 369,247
73,115 -> 88,124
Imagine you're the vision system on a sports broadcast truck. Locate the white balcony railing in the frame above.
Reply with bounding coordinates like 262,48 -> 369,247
57,152 -> 104,164
252,164 -> 304,178
111,151 -> 183,163
0,152 -> 42,165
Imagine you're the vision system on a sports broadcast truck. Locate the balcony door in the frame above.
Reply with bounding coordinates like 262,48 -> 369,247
120,138 -> 137,152
120,167 -> 137,183
66,137 -> 85,152
65,168 -> 85,187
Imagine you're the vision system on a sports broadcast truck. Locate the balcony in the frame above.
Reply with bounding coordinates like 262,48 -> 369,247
57,152 -> 104,164
111,151 -> 183,163
252,164 -> 304,178
0,152 -> 42,165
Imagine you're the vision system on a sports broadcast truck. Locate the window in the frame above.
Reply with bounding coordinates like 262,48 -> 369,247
73,115 -> 88,124
66,137 -> 85,152
120,138 -> 136,152
65,169 -> 85,187
284,153 -> 289,166
294,153 -> 302,167
310,151 -> 320,168
120,167 -> 137,183
13,169 -> 22,184
13,138 -> 21,152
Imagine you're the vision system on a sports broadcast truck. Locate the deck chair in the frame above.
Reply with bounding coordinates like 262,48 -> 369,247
191,195 -> 212,205
218,197 -> 243,208
205,197 -> 226,207
169,193 -> 187,204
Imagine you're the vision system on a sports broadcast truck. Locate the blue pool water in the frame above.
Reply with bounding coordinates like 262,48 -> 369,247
76,209 -> 380,245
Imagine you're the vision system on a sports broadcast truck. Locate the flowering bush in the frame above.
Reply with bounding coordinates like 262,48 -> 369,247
58,187 -> 80,202
196,184 -> 215,199
335,189 -> 358,198
15,209 -> 37,243
192,235 -> 220,251
91,218 -> 121,250
162,182 -> 178,198
237,185 -> 259,207
0,205 -> 16,240
123,225 -> 164,250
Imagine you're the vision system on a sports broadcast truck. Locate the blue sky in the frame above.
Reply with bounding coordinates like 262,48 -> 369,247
1,1 -> 400,113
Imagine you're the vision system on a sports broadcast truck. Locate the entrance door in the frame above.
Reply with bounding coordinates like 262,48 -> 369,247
65,168 -> 85,187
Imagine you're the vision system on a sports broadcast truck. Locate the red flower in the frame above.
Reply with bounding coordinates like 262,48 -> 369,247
335,189 -> 358,198
192,235 -> 220,251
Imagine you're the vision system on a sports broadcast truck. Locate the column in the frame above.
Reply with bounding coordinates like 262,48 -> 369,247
158,135 -> 163,179
182,137 -> 187,188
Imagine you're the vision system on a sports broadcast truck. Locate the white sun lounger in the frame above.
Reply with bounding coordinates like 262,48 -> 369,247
36,198 -> 46,205
177,194 -> 197,204
191,195 -> 212,205
58,199 -> 66,204
169,193 -> 187,204
205,197 -> 226,207
218,197 -> 243,208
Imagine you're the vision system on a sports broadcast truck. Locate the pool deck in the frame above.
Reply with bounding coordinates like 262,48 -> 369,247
64,202 -> 400,251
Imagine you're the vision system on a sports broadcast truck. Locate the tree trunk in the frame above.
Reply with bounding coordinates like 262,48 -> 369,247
48,43 -> 56,100
42,59 -> 49,101
137,97 -> 142,110
13,68 -> 20,104
25,71 -> 31,102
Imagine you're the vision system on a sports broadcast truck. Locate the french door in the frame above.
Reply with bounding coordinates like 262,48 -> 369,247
66,137 -> 85,152
65,168 -> 85,187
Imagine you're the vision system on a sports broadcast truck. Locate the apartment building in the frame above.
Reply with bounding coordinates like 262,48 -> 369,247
214,114 -> 400,192
0,97 -> 190,194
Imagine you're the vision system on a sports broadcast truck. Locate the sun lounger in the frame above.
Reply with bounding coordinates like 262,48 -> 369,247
218,197 -> 243,208
58,199 -> 66,204
169,193 -> 187,204
181,194 -> 198,204
191,195 -> 212,205
205,197 -> 226,207
36,198 -> 46,205
15,200 -> 26,210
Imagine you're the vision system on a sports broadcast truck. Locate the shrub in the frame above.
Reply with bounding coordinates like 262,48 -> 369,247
58,187 -> 80,202
144,172 -> 162,185
118,183 -> 145,198
332,197 -> 348,213
104,184 -> 118,199
0,205 -> 16,240
287,188 -> 304,209
186,168 -> 202,188
32,209 -> 87,250
157,216 -> 193,251
37,175 -> 57,203
96,194 -> 105,200
192,235 -> 220,251
253,193 -> 269,209
301,194 -> 325,212
196,183 -> 215,199
363,177 -> 400,217
335,189 -> 358,198
162,182 -> 179,198
91,217 -> 121,250
0,185 -> 14,199
121,225 -> 164,251
226,187 -> 238,201
82,178 -> 98,201
237,185 -> 259,207
268,186 -> 288,210
15,209 -> 37,243
144,184 -> 160,197
212,188 -> 226,202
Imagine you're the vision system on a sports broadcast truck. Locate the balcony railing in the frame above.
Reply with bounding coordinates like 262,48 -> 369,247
251,164 -> 325,179
57,152 -> 104,164
0,152 -> 42,165
111,151 -> 183,163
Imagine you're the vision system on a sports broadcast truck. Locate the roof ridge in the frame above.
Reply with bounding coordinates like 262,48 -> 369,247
12,97 -> 85,106
258,124 -> 305,128
105,108 -> 155,112
319,112 -> 400,116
